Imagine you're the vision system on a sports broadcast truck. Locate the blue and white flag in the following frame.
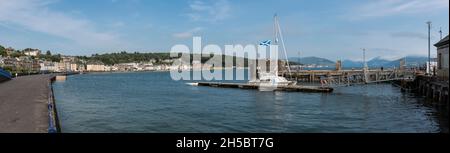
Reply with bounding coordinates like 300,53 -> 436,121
259,40 -> 271,46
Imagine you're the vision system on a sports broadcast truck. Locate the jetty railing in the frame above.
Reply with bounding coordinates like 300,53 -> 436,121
282,69 -> 416,87
47,76 -> 60,133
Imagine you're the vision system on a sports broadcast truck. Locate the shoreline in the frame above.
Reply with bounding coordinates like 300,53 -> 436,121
48,76 -> 60,133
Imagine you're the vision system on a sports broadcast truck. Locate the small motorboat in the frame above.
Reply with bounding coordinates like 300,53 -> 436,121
249,72 -> 296,91
186,82 -> 199,86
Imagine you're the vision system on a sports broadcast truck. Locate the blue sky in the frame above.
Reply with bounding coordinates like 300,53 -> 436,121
0,0 -> 448,60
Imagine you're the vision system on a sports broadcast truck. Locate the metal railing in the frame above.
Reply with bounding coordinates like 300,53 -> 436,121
47,76 -> 60,133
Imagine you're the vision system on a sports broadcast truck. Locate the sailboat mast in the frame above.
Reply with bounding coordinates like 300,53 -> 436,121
274,14 -> 279,44
274,14 -> 292,76
273,14 -> 278,76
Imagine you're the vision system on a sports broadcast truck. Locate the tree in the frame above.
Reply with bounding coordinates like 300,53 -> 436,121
46,50 -> 52,56
50,54 -> 61,62
11,51 -> 24,58
2,66 -> 13,73
0,45 -> 6,57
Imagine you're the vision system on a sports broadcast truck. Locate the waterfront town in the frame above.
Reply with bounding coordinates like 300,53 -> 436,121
1,35 -> 448,134
0,46 -> 213,75
0,1 -> 449,152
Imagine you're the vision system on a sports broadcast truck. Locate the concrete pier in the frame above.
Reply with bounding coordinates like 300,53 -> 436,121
0,74 -> 56,133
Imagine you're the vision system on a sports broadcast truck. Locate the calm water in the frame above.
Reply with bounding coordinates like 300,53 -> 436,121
53,72 -> 448,133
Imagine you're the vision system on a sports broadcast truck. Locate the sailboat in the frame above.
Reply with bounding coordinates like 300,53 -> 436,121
248,14 -> 296,91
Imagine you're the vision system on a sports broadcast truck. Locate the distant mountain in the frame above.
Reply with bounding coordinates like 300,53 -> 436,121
289,56 -> 335,66
342,60 -> 363,68
367,56 -> 391,67
342,56 -> 428,68
287,55 -> 428,68
385,56 -> 428,68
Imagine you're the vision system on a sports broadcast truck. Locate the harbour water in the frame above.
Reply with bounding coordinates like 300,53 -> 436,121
53,71 -> 448,133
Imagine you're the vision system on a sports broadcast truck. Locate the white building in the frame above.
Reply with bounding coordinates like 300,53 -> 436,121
40,61 -> 59,72
23,49 -> 41,57
57,62 -> 72,72
426,61 -> 438,75
192,60 -> 202,70
70,63 -> 79,72
87,62 -> 106,72
434,35 -> 449,80
0,56 -> 4,66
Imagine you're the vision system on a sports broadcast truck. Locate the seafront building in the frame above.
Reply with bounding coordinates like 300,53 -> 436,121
0,56 -> 5,66
57,61 -> 71,72
39,60 -> 84,73
1,56 -> 41,74
1,57 -> 18,69
70,63 -> 78,72
87,61 -> 106,72
2,46 -> 228,73
39,61 -> 59,72
115,63 -> 139,71
192,60 -> 202,70
435,35 -> 449,80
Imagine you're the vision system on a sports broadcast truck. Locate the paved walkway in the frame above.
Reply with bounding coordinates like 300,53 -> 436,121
0,75 -> 53,133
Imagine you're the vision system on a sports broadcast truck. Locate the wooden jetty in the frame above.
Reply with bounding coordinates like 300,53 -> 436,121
415,75 -> 449,104
195,82 -> 333,93
280,69 -> 417,87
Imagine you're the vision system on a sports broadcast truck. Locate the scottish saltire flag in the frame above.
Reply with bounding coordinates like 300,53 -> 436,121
259,40 -> 271,46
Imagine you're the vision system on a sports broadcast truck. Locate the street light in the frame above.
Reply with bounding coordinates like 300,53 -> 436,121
298,51 -> 301,71
426,21 -> 432,75
361,48 -> 368,70
361,48 -> 369,84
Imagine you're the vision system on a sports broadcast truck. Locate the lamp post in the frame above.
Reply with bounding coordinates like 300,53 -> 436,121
362,48 -> 369,83
426,21 -> 431,75
362,48 -> 368,70
298,51 -> 301,71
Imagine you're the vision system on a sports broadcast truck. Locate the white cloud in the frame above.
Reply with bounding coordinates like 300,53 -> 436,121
351,0 -> 449,19
187,0 -> 231,22
173,27 -> 203,39
0,0 -> 125,50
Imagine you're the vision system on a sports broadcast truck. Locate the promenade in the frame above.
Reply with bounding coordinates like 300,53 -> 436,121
0,75 -> 53,133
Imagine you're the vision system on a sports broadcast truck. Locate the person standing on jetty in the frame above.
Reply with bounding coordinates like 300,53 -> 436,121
320,72 -> 333,87
320,76 -> 328,87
